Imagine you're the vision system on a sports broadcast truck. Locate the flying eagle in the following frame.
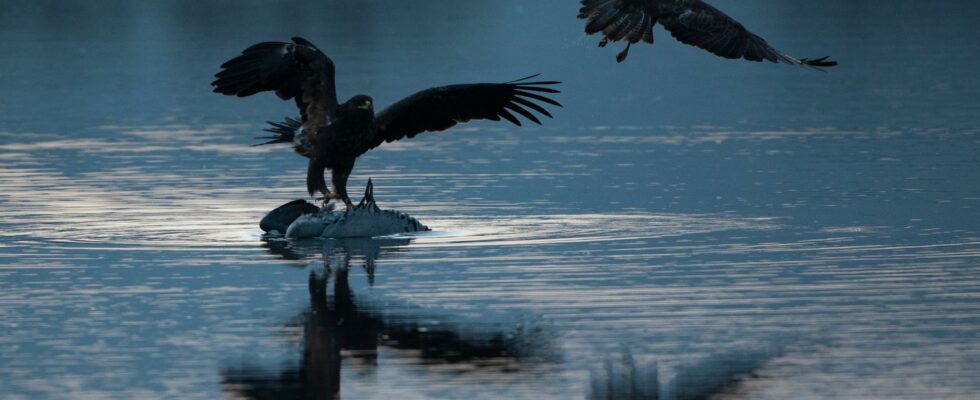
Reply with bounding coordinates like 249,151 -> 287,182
578,0 -> 838,67
212,37 -> 561,208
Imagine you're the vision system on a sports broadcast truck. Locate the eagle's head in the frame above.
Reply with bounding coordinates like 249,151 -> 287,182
346,95 -> 374,115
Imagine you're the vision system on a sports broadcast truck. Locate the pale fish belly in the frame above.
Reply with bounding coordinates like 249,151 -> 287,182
260,179 -> 430,238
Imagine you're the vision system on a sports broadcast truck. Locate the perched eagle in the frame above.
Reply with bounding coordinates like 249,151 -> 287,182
578,0 -> 838,67
212,37 -> 561,207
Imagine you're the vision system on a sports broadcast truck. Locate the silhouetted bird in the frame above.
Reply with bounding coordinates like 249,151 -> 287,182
212,37 -> 561,207
578,0 -> 838,67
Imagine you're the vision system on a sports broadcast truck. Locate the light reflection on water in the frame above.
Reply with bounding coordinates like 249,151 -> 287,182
3,0 -> 980,398
2,123 -> 979,399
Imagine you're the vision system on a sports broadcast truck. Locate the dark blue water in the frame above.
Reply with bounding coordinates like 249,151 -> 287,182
2,1 -> 979,399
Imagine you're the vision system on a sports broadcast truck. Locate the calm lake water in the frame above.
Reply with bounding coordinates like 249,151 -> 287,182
2,1 -> 980,399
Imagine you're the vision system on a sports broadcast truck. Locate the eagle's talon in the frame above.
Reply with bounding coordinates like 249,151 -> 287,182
315,192 -> 336,204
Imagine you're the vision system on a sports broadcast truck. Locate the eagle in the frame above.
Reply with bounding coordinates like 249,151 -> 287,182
212,37 -> 561,208
578,0 -> 838,67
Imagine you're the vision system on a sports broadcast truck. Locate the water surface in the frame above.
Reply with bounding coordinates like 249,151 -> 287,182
2,1 -> 980,399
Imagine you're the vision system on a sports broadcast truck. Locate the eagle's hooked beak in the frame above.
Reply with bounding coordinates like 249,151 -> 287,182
357,100 -> 372,110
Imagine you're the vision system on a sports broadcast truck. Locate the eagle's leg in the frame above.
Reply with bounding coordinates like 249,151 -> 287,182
330,164 -> 355,209
307,159 -> 333,203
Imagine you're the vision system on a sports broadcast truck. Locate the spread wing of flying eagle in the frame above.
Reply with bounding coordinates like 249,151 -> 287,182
212,37 -> 561,208
578,0 -> 838,67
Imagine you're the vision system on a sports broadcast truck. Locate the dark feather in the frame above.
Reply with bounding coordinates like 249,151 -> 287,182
579,0 -> 656,45
577,0 -> 837,68
363,78 -> 562,155
253,116 -> 302,147
212,37 -> 340,125
306,159 -> 329,197
801,56 -> 839,68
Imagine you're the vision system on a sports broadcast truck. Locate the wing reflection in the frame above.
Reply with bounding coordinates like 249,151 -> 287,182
588,348 -> 779,400
223,238 -> 552,400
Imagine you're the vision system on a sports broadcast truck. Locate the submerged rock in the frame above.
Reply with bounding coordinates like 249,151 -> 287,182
263,179 -> 430,239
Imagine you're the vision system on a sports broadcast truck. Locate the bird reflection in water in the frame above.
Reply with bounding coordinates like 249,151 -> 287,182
222,237 -> 553,400
588,348 -> 779,400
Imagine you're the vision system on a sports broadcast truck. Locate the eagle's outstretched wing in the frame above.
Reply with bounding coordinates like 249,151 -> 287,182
658,1 -> 837,67
579,0 -> 657,46
211,37 -> 339,127
361,76 -> 561,155
578,0 -> 837,67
